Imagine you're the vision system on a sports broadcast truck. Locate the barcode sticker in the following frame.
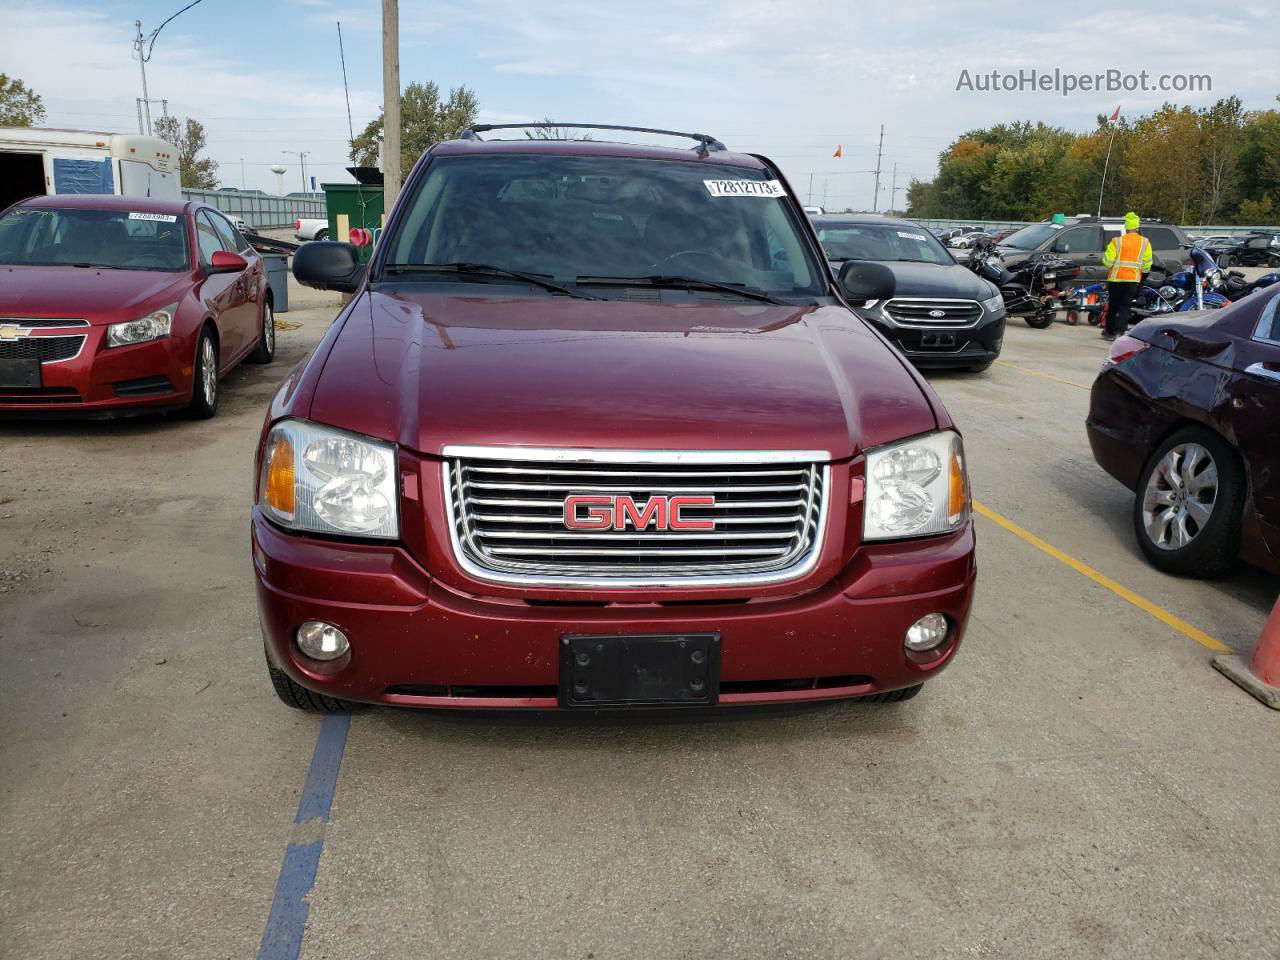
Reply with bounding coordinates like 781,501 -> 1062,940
128,212 -> 177,223
897,231 -> 928,241
703,179 -> 787,198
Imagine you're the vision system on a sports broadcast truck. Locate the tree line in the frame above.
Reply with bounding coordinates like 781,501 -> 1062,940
907,96 -> 1280,226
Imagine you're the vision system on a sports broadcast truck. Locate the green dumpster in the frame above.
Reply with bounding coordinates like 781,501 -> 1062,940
321,183 -> 385,263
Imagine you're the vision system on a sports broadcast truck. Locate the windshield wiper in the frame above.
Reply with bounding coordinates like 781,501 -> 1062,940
382,262 -> 597,300
577,274 -> 785,305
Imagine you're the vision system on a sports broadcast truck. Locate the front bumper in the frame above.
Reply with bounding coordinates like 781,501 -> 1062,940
253,512 -> 976,709
0,327 -> 195,416
863,312 -> 1005,369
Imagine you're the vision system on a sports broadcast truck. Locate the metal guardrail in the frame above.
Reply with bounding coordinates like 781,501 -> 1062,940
180,189 -> 324,229
910,218 -> 1279,238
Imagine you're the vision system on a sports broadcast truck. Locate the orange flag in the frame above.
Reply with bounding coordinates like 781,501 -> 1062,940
833,144 -> 843,158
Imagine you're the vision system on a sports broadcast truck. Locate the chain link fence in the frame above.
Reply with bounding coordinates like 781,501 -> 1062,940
180,189 -> 325,229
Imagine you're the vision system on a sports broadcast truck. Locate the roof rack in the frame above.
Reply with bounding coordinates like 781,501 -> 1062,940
459,123 -> 727,156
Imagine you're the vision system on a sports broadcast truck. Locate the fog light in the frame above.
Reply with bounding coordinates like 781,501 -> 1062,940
296,621 -> 350,661
905,613 -> 949,652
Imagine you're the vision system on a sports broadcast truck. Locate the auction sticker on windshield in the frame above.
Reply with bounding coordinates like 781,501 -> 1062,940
704,179 -> 787,198
128,212 -> 177,223
897,231 -> 929,241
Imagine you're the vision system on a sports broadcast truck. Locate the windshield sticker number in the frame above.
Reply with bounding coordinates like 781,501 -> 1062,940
128,212 -> 177,223
897,231 -> 928,241
704,179 -> 787,198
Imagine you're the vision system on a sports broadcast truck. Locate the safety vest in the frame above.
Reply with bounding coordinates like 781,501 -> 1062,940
1103,232 -> 1154,283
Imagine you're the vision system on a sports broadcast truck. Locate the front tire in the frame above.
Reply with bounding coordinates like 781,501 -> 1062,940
247,297 -> 276,364
315,228 -> 329,242
187,328 -> 219,419
1024,311 -> 1055,329
1133,427 -> 1244,578
266,660 -> 354,712
964,359 -> 995,373
858,684 -> 923,704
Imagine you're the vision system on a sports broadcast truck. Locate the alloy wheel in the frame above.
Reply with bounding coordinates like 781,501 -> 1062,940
1141,442 -> 1218,550
201,337 -> 217,406
264,303 -> 275,353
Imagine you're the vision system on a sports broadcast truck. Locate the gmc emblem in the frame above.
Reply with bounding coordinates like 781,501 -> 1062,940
563,495 -> 716,531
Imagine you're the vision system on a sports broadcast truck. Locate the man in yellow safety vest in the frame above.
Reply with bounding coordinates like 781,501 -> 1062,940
1100,211 -> 1154,340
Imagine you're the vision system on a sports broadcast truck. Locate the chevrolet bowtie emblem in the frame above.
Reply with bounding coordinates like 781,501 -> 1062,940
0,325 -> 31,341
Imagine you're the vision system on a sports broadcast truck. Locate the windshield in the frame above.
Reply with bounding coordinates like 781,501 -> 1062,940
812,221 -> 954,265
0,207 -> 190,271
383,154 -> 824,296
999,223 -> 1062,250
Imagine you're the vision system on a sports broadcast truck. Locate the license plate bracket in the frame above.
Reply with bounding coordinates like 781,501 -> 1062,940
559,633 -> 721,708
0,358 -> 41,389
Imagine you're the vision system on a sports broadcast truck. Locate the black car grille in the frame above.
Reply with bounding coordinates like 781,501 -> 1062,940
0,335 -> 86,363
0,387 -> 81,404
445,452 -> 828,587
884,298 -> 983,327
113,375 -> 173,397
0,318 -> 90,329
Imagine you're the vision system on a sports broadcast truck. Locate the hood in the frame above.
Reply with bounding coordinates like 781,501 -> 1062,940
306,288 -> 940,461
871,260 -> 997,300
0,266 -> 190,323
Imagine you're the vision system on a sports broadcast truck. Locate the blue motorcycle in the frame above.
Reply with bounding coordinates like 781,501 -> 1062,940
1132,245 -> 1230,318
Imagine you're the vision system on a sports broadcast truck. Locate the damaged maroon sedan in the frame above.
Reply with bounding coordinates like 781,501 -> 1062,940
253,124 -> 975,711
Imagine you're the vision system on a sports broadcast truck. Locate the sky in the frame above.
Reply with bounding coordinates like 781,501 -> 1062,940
2,0 -> 1277,205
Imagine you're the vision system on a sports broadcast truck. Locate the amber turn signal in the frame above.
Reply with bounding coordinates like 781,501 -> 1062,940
263,433 -> 296,519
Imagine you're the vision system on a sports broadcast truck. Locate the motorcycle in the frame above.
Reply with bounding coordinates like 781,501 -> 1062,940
966,237 -> 1078,329
1131,245 -> 1230,318
1223,269 -> 1280,300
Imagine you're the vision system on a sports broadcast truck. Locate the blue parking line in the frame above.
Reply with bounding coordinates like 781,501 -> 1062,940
257,713 -> 352,960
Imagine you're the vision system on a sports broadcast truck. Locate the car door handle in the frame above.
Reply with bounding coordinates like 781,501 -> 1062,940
1244,362 -> 1280,383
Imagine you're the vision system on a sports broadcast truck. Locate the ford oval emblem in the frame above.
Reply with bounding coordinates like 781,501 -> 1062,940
928,309 -> 946,318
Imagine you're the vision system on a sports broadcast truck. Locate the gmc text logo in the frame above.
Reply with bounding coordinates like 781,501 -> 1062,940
563,495 -> 716,531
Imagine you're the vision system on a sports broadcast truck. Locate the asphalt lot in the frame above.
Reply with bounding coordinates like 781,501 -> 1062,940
2,270 -> 1278,960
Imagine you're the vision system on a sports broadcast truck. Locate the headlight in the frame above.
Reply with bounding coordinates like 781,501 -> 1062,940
863,430 -> 969,541
258,418 -> 399,539
1158,285 -> 1179,299
981,293 -> 1004,313
107,302 -> 176,347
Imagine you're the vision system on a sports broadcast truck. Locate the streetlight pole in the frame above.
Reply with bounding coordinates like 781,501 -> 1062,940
282,151 -> 310,194
134,21 -> 152,135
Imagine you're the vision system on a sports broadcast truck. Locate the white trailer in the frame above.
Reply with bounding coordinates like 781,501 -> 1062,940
0,127 -> 181,212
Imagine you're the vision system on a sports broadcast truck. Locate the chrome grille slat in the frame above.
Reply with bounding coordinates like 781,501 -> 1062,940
466,481 -> 807,493
444,448 -> 829,588
469,512 -> 806,525
884,297 -> 983,328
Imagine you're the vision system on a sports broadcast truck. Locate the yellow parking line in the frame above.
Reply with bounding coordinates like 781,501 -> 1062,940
994,359 -> 1091,391
973,500 -> 1228,652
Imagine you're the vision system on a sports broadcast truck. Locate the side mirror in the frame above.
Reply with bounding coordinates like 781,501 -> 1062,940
292,241 -> 366,293
209,250 -> 247,273
838,260 -> 896,306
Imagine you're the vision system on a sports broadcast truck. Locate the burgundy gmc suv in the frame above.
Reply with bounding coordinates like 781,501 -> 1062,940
253,124 -> 976,711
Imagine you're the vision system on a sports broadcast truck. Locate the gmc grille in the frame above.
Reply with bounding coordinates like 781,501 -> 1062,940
443,449 -> 829,588
884,298 -> 983,327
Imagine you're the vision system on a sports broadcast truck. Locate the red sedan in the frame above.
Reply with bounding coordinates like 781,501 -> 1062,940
0,195 -> 274,417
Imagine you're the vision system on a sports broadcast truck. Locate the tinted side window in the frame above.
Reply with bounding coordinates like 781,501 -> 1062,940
1143,227 -> 1179,250
195,211 -> 224,265
1263,296 -> 1280,343
207,211 -> 247,253
1051,226 -> 1101,253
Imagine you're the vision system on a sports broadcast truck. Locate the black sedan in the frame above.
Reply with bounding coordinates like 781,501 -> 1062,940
1203,233 -> 1280,268
811,216 -> 1005,372
1087,285 -> 1280,577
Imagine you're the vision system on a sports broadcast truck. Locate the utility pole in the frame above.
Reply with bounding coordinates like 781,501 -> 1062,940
240,158 -> 246,190
808,173 -> 814,205
382,0 -> 401,207
822,179 -> 829,209
889,163 -> 898,215
871,124 -> 884,212
134,21 -> 152,135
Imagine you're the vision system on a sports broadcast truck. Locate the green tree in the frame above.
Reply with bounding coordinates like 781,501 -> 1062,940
351,82 -> 479,173
1198,97 -> 1247,222
0,74 -> 46,126
154,115 -> 219,189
